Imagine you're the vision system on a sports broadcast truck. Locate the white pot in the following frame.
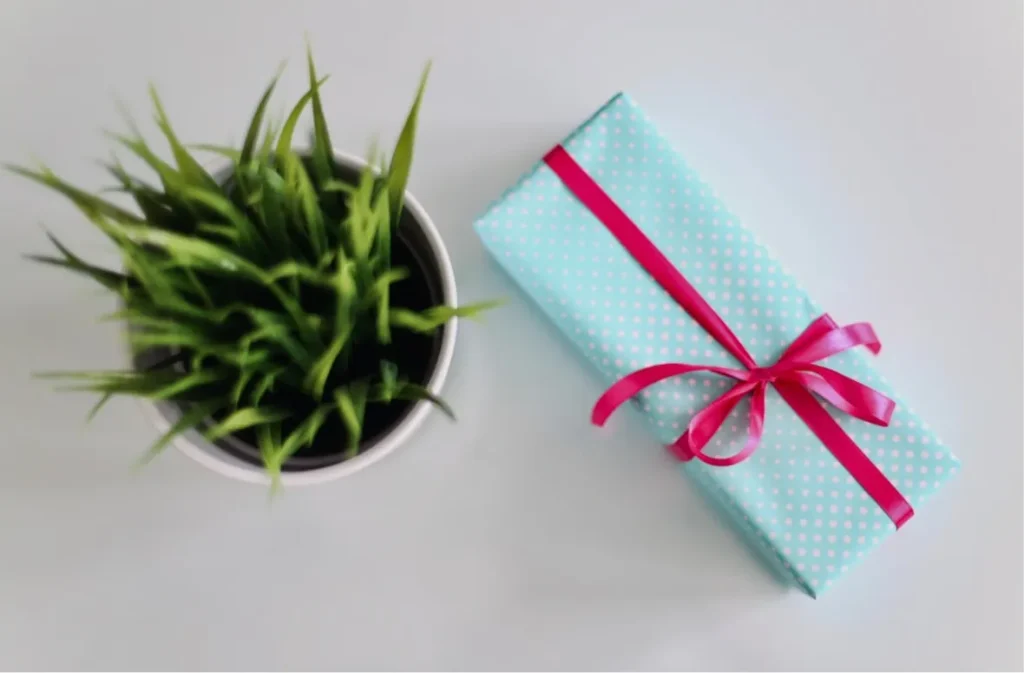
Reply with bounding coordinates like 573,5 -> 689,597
138,151 -> 458,486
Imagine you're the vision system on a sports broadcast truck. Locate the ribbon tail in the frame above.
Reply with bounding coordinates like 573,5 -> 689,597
774,380 -> 914,528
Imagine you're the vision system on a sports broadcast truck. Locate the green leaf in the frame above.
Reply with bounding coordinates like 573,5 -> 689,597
26,230 -> 131,291
242,310 -> 313,367
150,84 -> 220,190
386,61 -> 430,227
204,406 -> 290,442
265,260 -> 330,286
256,423 -> 284,490
179,266 -> 213,308
391,382 -> 455,420
376,360 -> 399,403
25,253 -> 112,290
386,308 -> 437,333
196,222 -> 241,243
126,325 -> 213,353
333,384 -> 368,458
147,369 -> 223,400
265,404 -> 331,479
259,117 -> 278,164
254,164 -> 292,259
105,133 -> 190,199
137,401 -> 224,467
6,164 -> 144,225
249,367 -> 285,407
103,158 -> 191,233
240,66 -> 283,167
372,266 -> 408,343
181,186 -> 265,251
281,151 -> 327,259
102,218 -> 266,281
389,300 -> 503,333
333,258 -> 357,339
85,392 -> 116,422
321,179 -> 354,194
276,75 -> 330,157
231,370 -> 256,408
371,186 -> 392,272
50,368 -> 223,403
35,369 -> 132,383
190,144 -> 242,162
305,45 -> 335,190
342,167 -> 381,268
305,332 -> 349,400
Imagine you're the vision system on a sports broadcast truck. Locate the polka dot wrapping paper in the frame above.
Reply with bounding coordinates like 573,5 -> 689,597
472,92 -> 960,598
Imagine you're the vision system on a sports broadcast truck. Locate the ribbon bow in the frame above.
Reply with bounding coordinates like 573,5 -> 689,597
592,314 -> 895,467
543,144 -> 914,528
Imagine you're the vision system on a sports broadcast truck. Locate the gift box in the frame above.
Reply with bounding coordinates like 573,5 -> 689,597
472,92 -> 960,597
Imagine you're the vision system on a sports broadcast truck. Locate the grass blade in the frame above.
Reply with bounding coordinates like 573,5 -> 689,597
190,144 -> 242,162
276,75 -> 329,158
240,66 -> 284,166
265,260 -> 330,286
305,44 -> 334,187
333,384 -> 368,458
389,300 -> 503,333
137,400 -> 224,467
249,367 -> 285,407
281,151 -> 327,259
150,85 -> 219,190
243,310 -> 314,367
85,392 -> 115,422
260,404 -> 330,489
6,164 -> 144,225
204,407 -> 290,442
105,133 -> 191,200
372,267 -> 408,343
391,382 -> 455,420
27,230 -> 131,291
305,333 -> 348,400
374,360 -> 400,403
332,258 -> 357,340
386,61 -> 430,227
371,186 -> 392,272
182,186 -> 265,251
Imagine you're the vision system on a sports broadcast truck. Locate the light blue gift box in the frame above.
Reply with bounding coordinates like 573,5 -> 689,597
472,92 -> 960,597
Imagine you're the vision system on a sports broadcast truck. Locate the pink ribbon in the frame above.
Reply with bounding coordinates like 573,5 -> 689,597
544,144 -> 914,529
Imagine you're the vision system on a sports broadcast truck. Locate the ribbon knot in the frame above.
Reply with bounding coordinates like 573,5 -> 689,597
748,364 -> 785,383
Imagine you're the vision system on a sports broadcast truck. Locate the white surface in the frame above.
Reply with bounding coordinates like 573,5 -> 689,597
144,151 -> 461,487
0,1 -> 1020,670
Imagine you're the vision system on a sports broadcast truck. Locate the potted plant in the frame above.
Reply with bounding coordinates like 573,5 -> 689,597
9,49 -> 497,487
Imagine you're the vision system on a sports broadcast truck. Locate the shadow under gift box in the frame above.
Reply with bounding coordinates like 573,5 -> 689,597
471,92 -> 960,598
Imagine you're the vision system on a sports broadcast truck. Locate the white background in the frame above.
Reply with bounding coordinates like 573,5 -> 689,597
0,1 -> 1020,670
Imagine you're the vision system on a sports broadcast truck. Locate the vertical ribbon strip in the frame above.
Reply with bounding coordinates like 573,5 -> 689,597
543,145 -> 913,529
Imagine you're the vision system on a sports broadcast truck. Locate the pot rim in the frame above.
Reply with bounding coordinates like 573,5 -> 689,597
138,149 -> 458,486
